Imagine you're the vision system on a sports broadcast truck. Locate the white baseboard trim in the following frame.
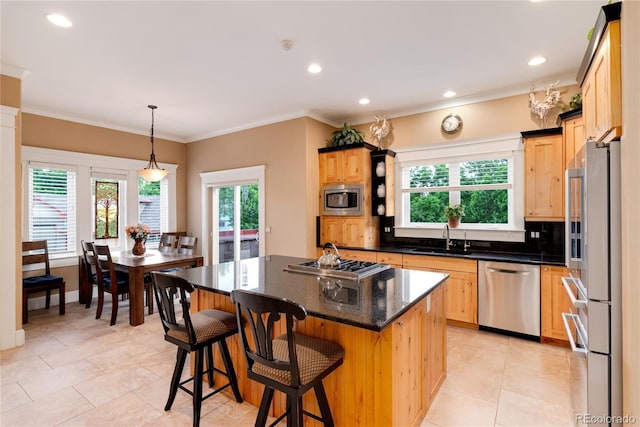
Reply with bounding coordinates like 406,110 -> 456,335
26,290 -> 80,311
14,329 -> 25,347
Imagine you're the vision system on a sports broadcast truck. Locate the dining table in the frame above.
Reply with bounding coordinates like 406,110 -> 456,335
80,249 -> 203,326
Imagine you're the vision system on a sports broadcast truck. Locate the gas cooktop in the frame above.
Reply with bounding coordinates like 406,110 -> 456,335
284,259 -> 391,281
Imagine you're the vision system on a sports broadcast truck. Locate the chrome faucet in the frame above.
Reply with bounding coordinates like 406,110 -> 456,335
464,231 -> 472,252
443,224 -> 451,250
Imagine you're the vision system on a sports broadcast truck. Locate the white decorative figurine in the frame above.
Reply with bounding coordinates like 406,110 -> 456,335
529,80 -> 561,127
369,115 -> 390,149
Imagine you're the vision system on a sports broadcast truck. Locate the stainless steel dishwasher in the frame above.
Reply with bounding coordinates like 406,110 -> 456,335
478,261 -> 541,339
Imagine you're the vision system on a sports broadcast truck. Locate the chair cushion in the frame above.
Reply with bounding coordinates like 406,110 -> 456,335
103,277 -> 128,288
252,333 -> 344,387
23,274 -> 64,287
167,309 -> 237,345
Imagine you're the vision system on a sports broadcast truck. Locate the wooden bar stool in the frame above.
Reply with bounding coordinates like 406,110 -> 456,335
151,272 -> 242,427
231,289 -> 344,427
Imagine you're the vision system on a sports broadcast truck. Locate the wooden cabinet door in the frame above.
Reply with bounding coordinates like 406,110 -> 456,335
426,284 -> 447,402
564,115 -> 584,169
320,217 -> 343,245
391,304 -> 424,427
319,148 -> 366,185
376,252 -> 403,268
445,270 -> 477,324
319,151 -> 342,184
320,218 -> 365,247
342,218 -> 365,247
340,248 -> 377,262
402,255 -> 478,326
541,265 -> 575,343
342,149 -> 366,182
524,134 -> 564,220
583,21 -> 621,143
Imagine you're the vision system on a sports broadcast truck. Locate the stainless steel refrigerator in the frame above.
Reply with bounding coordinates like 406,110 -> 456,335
563,140 -> 622,425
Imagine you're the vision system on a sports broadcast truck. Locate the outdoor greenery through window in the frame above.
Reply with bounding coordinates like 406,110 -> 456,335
404,158 -> 511,226
139,177 -> 163,247
218,184 -> 259,262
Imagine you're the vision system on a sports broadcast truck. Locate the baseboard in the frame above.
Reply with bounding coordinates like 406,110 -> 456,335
26,290 -> 79,311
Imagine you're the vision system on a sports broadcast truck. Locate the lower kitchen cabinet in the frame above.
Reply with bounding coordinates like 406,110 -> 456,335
403,255 -> 478,328
376,251 -> 403,268
426,284 -> 447,402
541,264 -> 574,345
320,217 -> 378,248
338,248 -> 377,262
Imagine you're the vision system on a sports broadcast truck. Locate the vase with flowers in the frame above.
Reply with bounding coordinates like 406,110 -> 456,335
125,223 -> 150,256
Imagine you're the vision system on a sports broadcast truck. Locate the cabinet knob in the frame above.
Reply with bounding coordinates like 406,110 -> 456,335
587,136 -> 596,142
397,321 -> 404,327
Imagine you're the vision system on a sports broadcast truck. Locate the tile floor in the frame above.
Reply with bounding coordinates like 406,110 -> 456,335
1,300 -> 576,426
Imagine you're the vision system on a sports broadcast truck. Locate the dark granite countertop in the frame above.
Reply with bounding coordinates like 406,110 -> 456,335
173,255 -> 448,332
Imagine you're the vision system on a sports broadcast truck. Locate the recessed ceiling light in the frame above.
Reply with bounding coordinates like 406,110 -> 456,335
46,13 -> 72,28
528,56 -> 547,66
443,90 -> 456,98
358,98 -> 370,105
307,63 -> 322,74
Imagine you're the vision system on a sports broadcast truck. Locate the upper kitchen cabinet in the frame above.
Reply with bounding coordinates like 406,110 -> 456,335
523,128 -> 564,221
560,109 -> 584,169
319,143 -> 377,185
578,3 -> 621,144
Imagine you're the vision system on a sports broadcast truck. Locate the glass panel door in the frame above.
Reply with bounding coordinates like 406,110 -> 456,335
217,183 -> 259,263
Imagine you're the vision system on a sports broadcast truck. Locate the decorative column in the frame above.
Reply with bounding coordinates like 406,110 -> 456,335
0,105 -> 24,349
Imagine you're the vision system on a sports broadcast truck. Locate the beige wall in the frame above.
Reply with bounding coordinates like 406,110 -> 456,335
22,113 -> 188,232
354,85 -> 581,147
186,117 -> 328,259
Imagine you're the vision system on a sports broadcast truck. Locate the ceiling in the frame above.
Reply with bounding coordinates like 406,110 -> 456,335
1,1 -> 604,143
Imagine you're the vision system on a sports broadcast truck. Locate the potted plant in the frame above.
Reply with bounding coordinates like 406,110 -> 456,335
329,122 -> 364,147
444,204 -> 465,228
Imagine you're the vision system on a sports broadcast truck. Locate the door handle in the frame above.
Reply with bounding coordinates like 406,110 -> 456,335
486,267 -> 530,275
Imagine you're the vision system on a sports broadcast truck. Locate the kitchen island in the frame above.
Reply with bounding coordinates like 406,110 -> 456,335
175,255 -> 448,427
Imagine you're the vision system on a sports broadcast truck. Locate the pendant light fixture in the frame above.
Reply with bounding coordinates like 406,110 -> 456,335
138,104 -> 167,182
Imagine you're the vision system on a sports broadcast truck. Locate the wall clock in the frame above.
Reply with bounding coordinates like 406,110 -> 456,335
441,114 -> 463,134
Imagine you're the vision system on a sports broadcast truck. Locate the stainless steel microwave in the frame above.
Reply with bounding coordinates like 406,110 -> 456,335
321,184 -> 363,216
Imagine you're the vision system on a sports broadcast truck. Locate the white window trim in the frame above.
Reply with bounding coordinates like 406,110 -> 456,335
394,133 -> 525,243
22,146 -> 178,266
200,165 -> 266,266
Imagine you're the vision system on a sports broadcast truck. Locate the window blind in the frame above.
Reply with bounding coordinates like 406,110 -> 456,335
29,165 -> 77,255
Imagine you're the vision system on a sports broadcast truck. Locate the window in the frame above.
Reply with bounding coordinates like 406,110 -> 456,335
23,146 -> 178,261
395,135 -> 524,242
138,177 -> 166,248
405,159 -> 511,224
27,164 -> 77,255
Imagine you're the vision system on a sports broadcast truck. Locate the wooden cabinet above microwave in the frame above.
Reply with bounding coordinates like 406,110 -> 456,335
318,143 -> 376,185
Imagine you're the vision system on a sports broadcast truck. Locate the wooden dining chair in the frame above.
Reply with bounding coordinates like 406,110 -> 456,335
22,240 -> 66,324
176,236 -> 198,255
230,289 -> 344,427
93,244 -> 130,325
158,233 -> 178,254
151,272 -> 242,427
80,240 -> 99,309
